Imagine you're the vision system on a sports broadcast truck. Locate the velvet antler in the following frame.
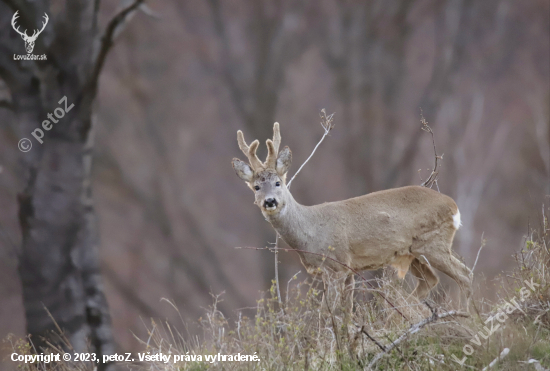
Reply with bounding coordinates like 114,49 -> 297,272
237,130 -> 264,171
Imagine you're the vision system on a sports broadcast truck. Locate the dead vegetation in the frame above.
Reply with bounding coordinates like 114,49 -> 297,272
5,116 -> 550,370
6,214 -> 549,370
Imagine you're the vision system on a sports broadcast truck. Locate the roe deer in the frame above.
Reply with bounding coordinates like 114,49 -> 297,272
232,123 -> 473,309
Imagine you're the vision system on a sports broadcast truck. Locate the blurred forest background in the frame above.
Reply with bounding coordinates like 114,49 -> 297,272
0,0 -> 548,360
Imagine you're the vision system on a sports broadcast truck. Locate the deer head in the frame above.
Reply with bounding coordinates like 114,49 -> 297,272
232,123 -> 292,214
11,11 -> 49,54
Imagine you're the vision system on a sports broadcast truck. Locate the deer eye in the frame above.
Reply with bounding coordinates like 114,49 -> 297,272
275,182 -> 281,187
254,185 -> 260,191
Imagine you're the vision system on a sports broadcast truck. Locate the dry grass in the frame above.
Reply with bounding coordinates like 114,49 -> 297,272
5,208 -> 550,371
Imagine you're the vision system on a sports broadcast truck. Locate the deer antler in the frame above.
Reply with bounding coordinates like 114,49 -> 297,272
33,13 -> 49,39
265,122 -> 281,169
11,11 -> 28,38
237,122 -> 282,171
237,130 -> 263,171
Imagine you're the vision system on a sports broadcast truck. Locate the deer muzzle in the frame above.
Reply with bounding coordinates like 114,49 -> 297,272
264,198 -> 278,210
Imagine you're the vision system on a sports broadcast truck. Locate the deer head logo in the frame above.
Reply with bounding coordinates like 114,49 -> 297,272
11,11 -> 49,54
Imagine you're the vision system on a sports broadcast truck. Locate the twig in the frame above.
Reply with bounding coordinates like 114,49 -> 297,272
324,293 -> 344,369
419,110 -> 442,189
286,270 -> 301,304
287,109 -> 335,188
472,232 -> 486,273
481,348 -> 510,371
238,246 -> 409,321
525,359 -> 550,371
42,304 -> 75,351
360,326 -> 386,352
365,310 -> 470,370
423,300 -> 437,318
274,109 -> 334,310
89,0 -> 145,93
274,233 -> 283,307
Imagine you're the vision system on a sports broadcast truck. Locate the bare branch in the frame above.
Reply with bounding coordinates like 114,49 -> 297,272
273,109 -> 335,311
274,234 -> 283,307
285,270 -> 301,305
287,109 -> 336,188
419,111 -> 442,189
366,307 -> 470,370
361,326 -> 386,352
89,0 -> 145,93
481,348 -> 510,371
472,232 -> 486,273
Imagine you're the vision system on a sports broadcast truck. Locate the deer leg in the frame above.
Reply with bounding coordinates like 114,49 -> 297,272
420,252 -> 473,309
409,258 -> 439,300
412,225 -> 473,309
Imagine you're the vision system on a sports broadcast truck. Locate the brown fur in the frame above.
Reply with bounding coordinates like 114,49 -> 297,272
392,254 -> 415,279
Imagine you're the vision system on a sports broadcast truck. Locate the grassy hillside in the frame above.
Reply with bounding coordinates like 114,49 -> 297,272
6,211 -> 550,371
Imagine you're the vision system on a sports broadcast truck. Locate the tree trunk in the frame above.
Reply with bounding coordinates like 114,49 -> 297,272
1,1 -> 144,369
16,102 -> 115,362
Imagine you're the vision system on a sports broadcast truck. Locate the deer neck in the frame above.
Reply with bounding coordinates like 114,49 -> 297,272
264,192 -> 314,252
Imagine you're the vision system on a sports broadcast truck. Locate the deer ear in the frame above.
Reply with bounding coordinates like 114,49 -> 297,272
232,158 -> 254,182
276,147 -> 292,176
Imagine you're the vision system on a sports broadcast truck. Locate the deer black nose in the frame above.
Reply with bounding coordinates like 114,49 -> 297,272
264,198 -> 278,208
